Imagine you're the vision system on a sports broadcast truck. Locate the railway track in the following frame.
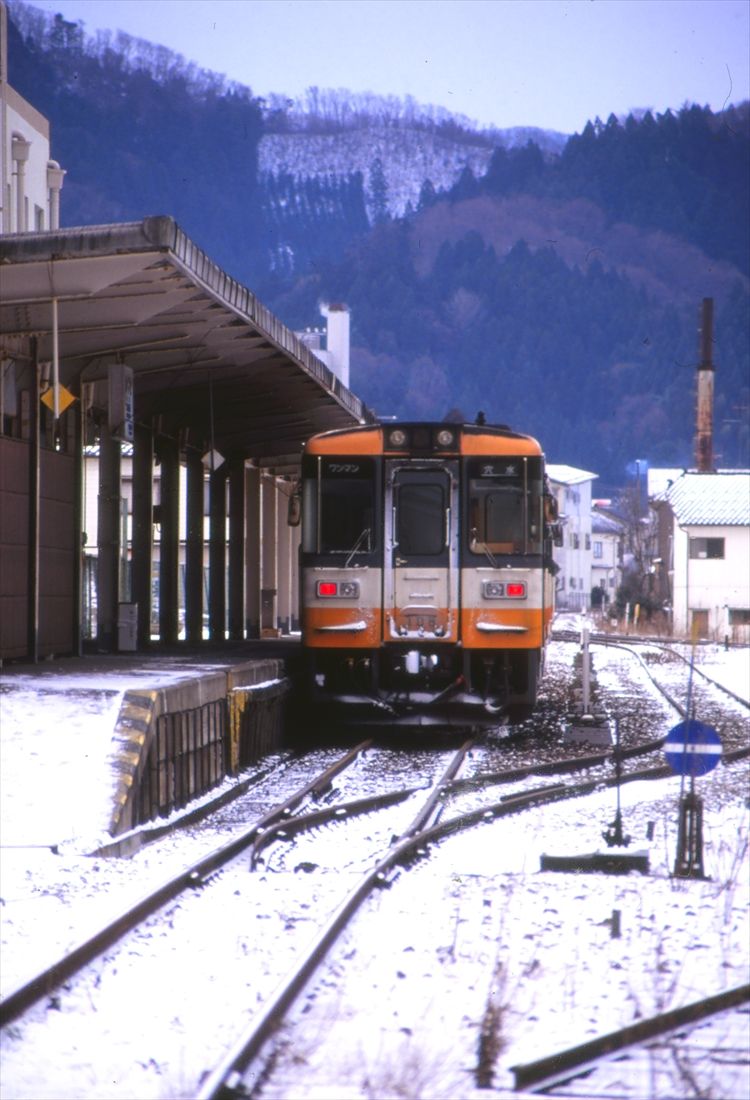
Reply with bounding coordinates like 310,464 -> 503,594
511,983 -> 750,1097
197,748 -> 749,1095
192,637 -> 748,1098
2,634 -> 748,1099
0,741 -> 378,1028
554,629 -> 750,714
1,739 -> 484,1096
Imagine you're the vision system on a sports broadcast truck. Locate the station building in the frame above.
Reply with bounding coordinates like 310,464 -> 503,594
0,17 -> 374,663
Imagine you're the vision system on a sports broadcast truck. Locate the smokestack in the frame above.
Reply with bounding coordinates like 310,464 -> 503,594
695,298 -> 715,473
321,303 -> 350,389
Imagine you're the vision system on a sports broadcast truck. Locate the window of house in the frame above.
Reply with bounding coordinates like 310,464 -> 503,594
689,537 -> 725,560
585,534 -> 591,550
729,609 -> 750,626
593,540 -> 603,559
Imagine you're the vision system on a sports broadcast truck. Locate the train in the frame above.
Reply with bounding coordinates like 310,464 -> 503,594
294,420 -> 561,728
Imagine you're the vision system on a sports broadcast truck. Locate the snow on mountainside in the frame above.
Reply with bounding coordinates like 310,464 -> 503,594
259,123 -> 567,220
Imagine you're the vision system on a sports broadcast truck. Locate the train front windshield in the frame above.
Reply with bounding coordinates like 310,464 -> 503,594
302,456 -> 376,555
467,457 -> 544,556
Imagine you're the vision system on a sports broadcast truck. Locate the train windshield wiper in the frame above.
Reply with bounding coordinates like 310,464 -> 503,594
344,527 -> 371,568
471,528 -> 498,569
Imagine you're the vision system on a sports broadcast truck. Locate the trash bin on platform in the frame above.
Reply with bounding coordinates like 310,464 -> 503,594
117,602 -> 138,651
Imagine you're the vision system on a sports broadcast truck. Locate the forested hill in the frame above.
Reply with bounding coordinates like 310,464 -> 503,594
6,1 -> 750,485
267,105 -> 749,483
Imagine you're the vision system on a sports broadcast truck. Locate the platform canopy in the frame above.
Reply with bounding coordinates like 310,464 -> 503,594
0,216 -> 373,466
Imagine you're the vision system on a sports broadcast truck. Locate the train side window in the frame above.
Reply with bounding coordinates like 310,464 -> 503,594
485,487 -> 525,551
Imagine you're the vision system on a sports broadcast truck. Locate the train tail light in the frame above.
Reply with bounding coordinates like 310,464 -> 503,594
316,580 -> 360,599
506,582 -> 526,598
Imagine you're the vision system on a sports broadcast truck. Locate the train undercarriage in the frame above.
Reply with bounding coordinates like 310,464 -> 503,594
306,645 -> 542,728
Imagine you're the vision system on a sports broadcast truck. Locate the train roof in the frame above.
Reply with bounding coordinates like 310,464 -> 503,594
304,421 -> 544,457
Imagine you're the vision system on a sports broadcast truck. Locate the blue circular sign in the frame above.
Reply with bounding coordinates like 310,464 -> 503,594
664,719 -> 722,777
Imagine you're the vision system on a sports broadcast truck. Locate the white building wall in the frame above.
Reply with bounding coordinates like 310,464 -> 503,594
1,3 -> 65,232
672,523 -> 750,641
591,531 -> 620,603
549,471 -> 596,611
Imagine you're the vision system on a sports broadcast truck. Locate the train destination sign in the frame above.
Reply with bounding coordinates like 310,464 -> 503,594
664,719 -> 722,777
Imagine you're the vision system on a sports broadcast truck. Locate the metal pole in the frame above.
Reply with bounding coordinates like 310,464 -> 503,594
27,339 -> 40,662
51,297 -> 60,421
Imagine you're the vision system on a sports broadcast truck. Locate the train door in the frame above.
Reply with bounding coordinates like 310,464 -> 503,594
384,461 -> 458,641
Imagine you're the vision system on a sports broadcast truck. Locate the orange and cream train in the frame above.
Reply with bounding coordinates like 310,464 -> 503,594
297,421 -> 561,727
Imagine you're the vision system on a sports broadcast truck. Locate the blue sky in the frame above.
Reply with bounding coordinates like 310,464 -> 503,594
25,0 -> 750,133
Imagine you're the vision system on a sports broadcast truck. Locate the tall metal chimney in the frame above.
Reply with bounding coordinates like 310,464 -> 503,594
695,297 -> 715,472
321,303 -> 350,389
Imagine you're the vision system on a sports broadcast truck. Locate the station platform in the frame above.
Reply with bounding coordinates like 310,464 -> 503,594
0,639 -> 301,852
0,636 -> 301,684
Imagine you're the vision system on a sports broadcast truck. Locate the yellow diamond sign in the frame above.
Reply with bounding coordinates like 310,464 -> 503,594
40,384 -> 76,414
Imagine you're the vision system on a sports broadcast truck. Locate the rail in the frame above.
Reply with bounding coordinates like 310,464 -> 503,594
0,741 -> 373,1028
511,984 -> 750,1092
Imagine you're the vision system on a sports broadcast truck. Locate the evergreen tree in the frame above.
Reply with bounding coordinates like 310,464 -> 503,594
368,157 -> 390,224
417,178 -> 438,210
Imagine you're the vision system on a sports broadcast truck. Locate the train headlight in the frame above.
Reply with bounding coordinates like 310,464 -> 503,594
435,428 -> 455,449
483,581 -> 504,598
316,580 -> 360,599
387,428 -> 408,449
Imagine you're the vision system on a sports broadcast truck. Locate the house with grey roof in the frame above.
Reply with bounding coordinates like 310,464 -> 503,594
653,470 -> 750,642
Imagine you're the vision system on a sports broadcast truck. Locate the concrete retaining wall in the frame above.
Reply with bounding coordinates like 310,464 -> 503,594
108,658 -> 289,836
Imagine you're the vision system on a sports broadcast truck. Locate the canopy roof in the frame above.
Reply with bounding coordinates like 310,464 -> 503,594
0,216 -> 373,467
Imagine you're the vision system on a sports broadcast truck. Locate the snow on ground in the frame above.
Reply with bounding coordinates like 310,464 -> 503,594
258,780 -> 749,1099
0,623 -> 748,1098
686,642 -> 750,701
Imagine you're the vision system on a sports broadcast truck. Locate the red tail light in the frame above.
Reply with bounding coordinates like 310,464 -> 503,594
316,580 -> 360,599
506,582 -> 527,598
